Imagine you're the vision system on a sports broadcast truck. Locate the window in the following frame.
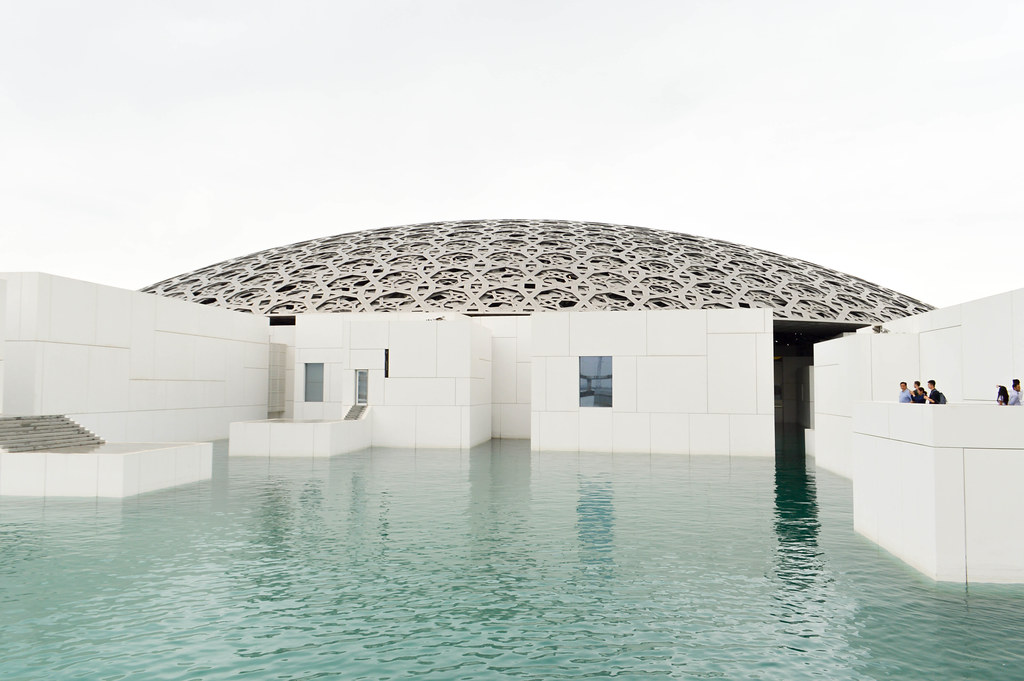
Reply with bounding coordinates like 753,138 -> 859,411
579,356 -> 612,407
304,363 -> 324,402
355,369 -> 368,405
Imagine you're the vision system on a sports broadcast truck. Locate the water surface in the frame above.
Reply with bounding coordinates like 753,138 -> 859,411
1,441 -> 1022,680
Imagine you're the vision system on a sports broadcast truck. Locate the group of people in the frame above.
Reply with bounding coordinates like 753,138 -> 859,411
996,379 -> 1022,405
897,380 -> 945,404
897,379 -> 1023,405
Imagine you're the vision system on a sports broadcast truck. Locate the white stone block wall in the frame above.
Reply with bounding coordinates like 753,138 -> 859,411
268,342 -> 287,416
811,333 -> 919,477
853,402 -> 1024,583
810,286 -> 1024,478
475,315 -> 531,439
1,273 -> 269,442
0,443 -> 213,498
229,418 -> 371,457
0,279 -> 5,414
530,309 -> 774,455
884,288 -> 1024,402
291,313 -> 492,449
269,325 -> 296,417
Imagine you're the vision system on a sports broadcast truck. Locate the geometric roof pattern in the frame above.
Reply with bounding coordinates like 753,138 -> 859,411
141,219 -> 932,323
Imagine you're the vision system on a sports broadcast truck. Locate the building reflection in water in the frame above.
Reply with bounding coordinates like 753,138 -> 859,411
576,477 -> 614,576
771,453 -> 831,639
467,440 -> 532,563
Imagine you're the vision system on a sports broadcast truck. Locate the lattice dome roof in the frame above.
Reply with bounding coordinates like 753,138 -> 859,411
141,219 -> 932,323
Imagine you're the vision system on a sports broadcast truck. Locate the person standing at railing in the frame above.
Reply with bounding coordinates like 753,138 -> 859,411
898,382 -> 912,403
1010,379 -> 1022,406
926,380 -> 947,404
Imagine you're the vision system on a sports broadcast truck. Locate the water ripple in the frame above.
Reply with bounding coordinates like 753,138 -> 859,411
1,443 -> 1023,680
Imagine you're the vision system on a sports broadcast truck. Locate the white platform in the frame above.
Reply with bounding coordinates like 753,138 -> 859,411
852,402 -> 1024,583
229,417 -> 372,457
0,442 -> 213,498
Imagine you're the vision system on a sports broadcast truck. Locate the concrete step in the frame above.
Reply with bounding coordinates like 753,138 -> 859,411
0,421 -> 99,431
0,432 -> 102,444
0,429 -> 103,442
0,423 -> 96,433
0,423 -> 85,432
0,435 -> 102,447
0,421 -> 102,432
2,439 -> 105,453
344,405 -> 367,421
0,415 -> 105,453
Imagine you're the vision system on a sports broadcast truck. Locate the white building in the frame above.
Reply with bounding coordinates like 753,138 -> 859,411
0,221 -> 921,501
5,219 -> 1022,583
4,219 -> 930,459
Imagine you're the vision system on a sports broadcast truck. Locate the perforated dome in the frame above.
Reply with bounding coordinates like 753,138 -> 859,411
141,219 -> 931,323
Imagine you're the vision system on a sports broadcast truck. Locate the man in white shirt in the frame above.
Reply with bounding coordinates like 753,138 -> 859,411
898,382 -> 912,403
1010,379 -> 1022,406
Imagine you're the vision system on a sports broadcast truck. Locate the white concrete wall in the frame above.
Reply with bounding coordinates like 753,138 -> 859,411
0,279 -> 5,414
269,325 -> 296,417
530,309 -> 774,455
853,401 -> 1024,583
811,332 -> 920,477
810,287 -> 1024,478
1,273 -> 269,442
883,288 -> 1024,402
267,342 -> 287,416
0,443 -> 213,498
475,315 -> 531,439
291,313 -> 492,449
229,418 -> 371,457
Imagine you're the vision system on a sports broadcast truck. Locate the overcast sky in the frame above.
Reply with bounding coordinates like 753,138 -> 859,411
2,1 -> 1022,309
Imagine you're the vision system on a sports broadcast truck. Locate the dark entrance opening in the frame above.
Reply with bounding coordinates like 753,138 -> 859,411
772,319 -> 866,459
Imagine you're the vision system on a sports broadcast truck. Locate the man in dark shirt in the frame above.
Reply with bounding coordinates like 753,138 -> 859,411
911,387 -> 927,403
927,380 -> 940,404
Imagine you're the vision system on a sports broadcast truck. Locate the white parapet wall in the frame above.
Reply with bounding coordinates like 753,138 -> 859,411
0,442 -> 213,498
228,418 -> 372,457
291,313 -> 492,449
1,273 -> 270,442
529,309 -> 775,455
0,279 -> 5,414
853,401 -> 1024,584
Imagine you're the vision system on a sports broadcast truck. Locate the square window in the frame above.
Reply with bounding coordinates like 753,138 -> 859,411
580,356 -> 612,407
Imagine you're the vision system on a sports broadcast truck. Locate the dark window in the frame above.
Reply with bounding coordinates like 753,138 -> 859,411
304,363 -> 324,402
579,356 -> 612,407
355,369 -> 368,405
384,348 -> 390,378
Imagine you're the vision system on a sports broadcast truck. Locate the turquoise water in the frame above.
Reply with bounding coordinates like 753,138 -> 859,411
2,441 -> 1023,680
